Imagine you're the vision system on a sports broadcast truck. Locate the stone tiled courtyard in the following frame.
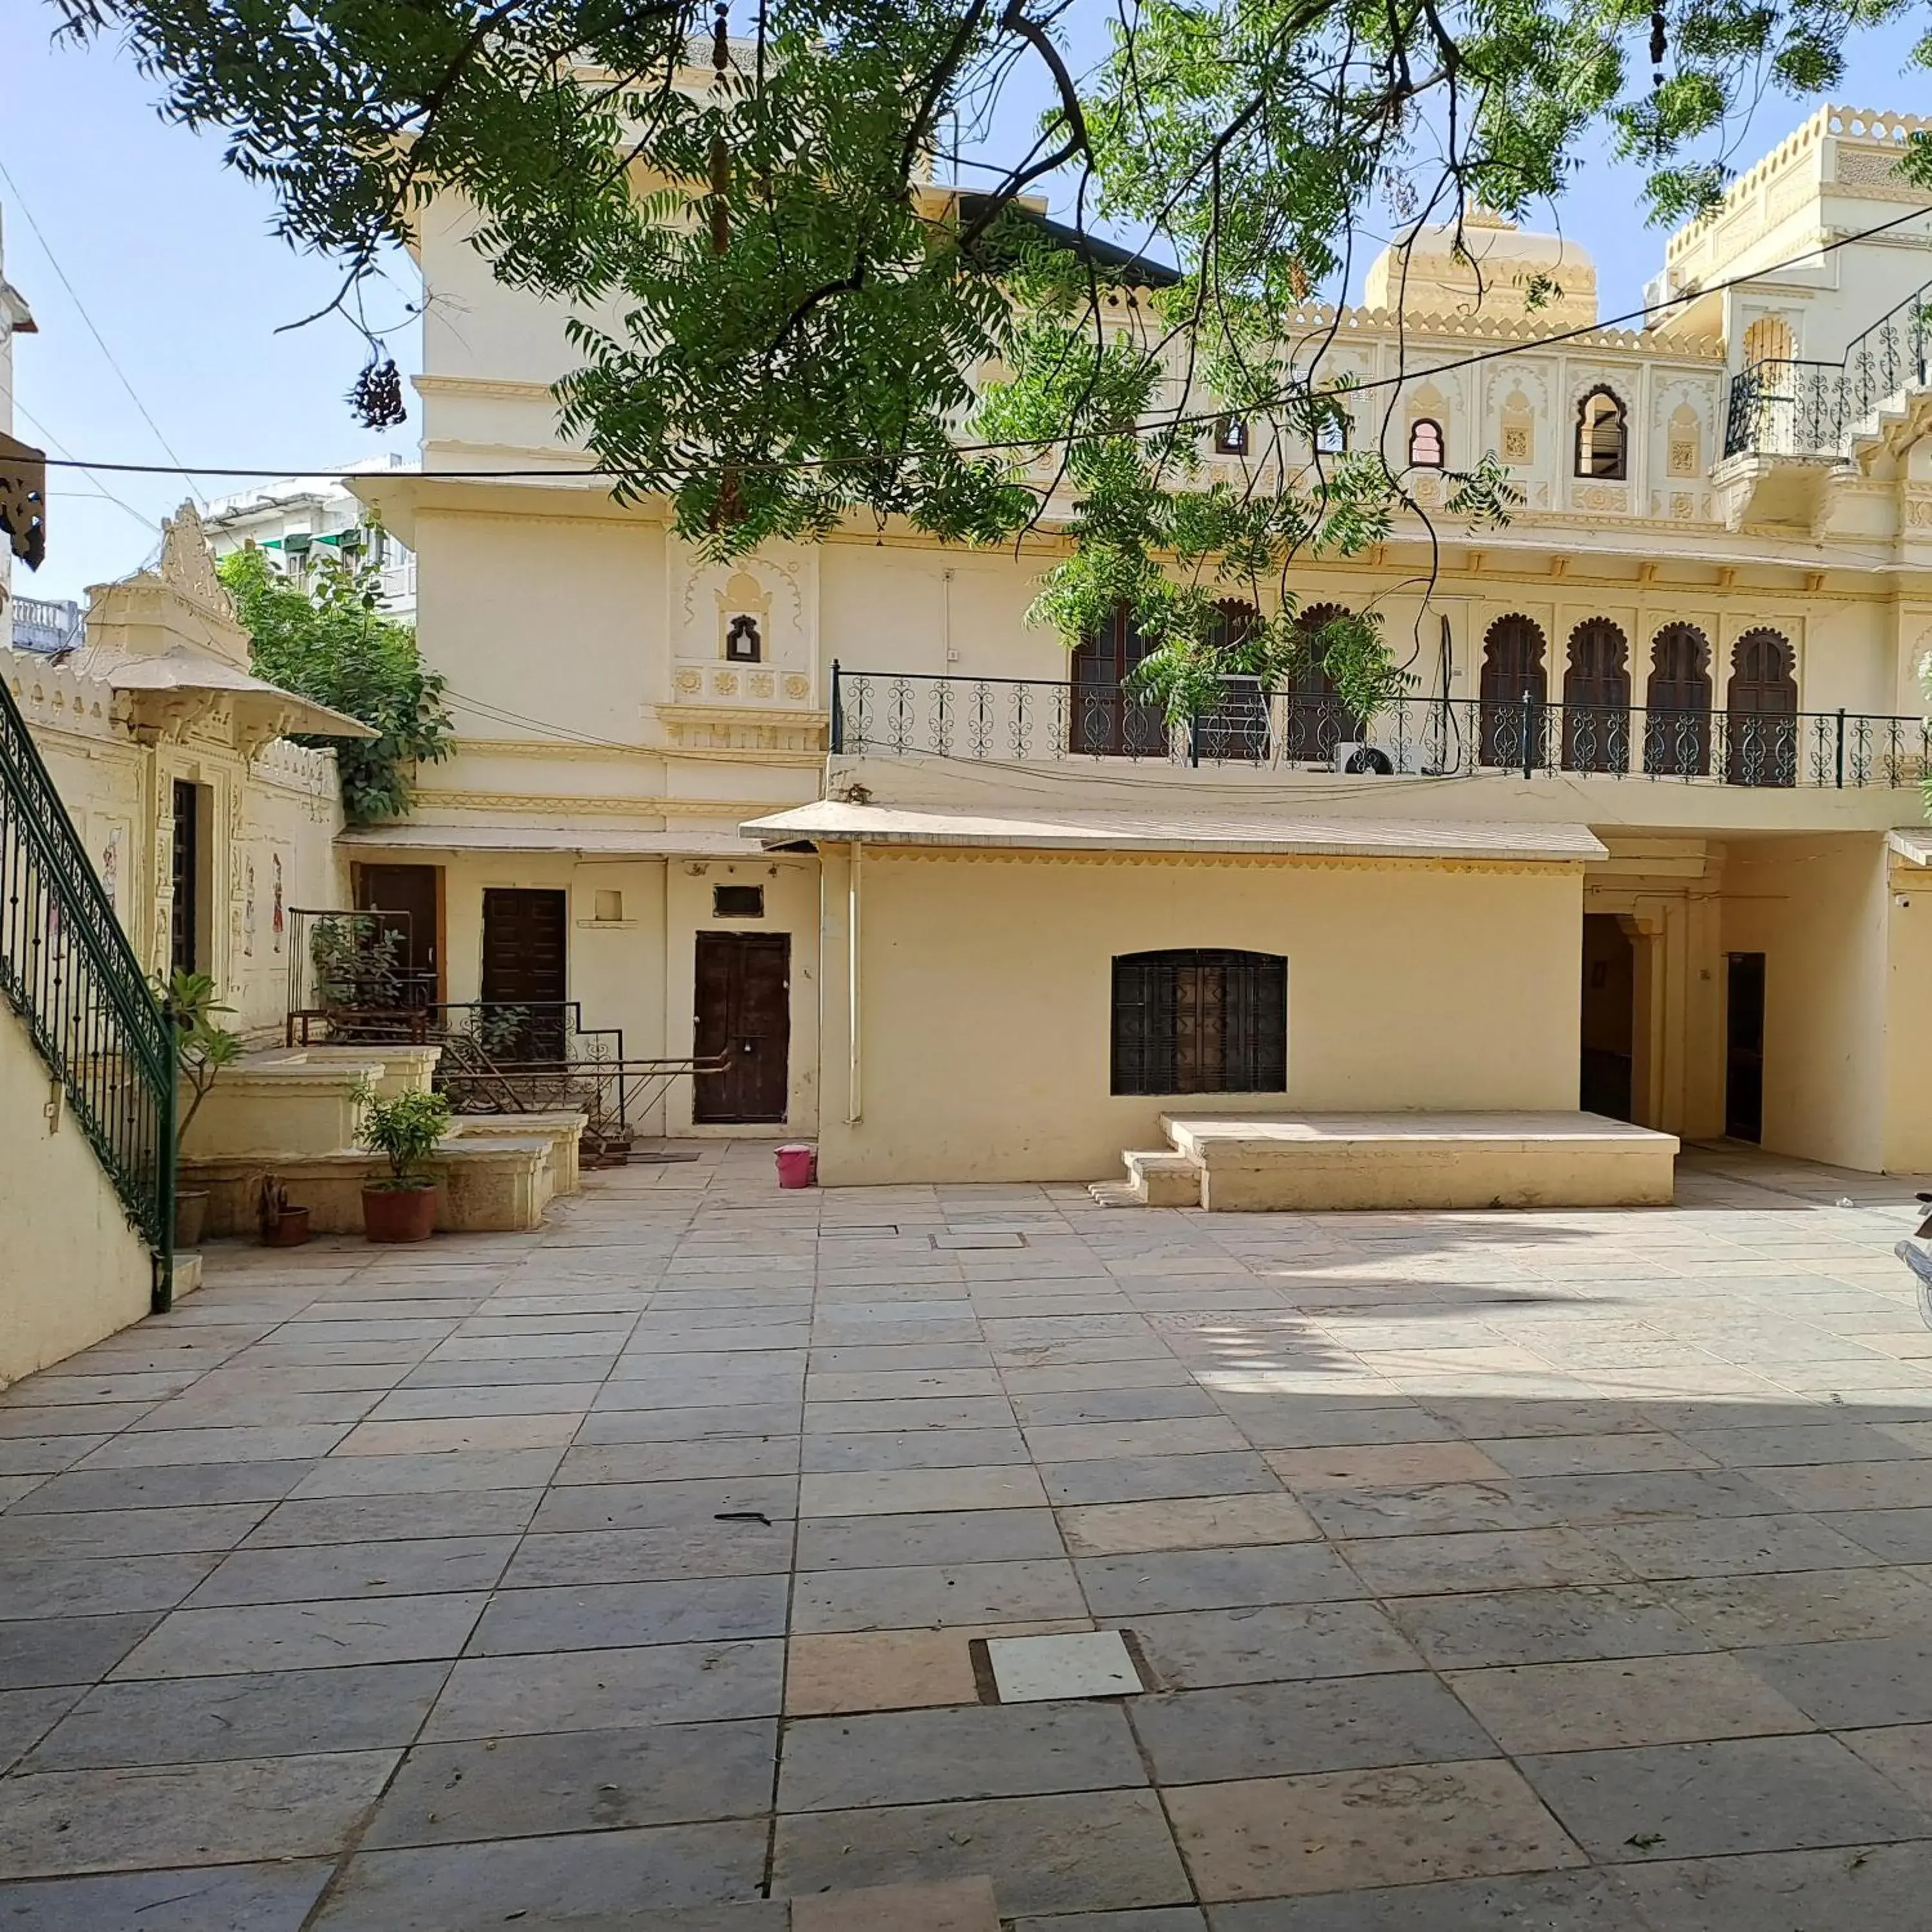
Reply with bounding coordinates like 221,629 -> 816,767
10,1148 -> 1932,1927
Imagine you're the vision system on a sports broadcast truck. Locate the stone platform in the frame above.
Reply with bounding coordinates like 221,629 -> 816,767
1112,1111 -> 1680,1211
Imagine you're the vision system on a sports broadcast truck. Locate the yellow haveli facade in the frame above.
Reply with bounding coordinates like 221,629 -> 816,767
333,102 -> 1932,1192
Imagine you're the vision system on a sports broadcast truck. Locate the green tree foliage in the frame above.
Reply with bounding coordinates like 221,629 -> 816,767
55,0 -> 1931,714
218,545 -> 452,824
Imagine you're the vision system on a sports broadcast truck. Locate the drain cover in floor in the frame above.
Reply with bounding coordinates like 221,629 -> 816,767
982,1630 -> 1141,1703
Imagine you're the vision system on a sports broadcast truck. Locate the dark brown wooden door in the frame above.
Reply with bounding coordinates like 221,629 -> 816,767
1069,604 -> 1165,757
694,932 -> 790,1123
1726,630 -> 1798,787
1479,617 -> 1548,768
1279,603 -> 1363,764
1645,624 -> 1712,776
1726,952 -> 1766,1142
355,864 -> 441,1006
169,780 -> 200,974
481,889 -> 568,1059
1561,621 -> 1630,773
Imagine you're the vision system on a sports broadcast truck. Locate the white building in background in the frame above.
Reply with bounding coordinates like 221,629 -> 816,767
201,453 -> 419,620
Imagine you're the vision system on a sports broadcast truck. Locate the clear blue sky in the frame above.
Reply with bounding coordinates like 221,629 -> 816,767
1,5 -> 1924,604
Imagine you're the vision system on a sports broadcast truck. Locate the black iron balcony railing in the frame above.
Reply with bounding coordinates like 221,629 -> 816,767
0,662 -> 175,1305
830,666 -> 1928,789
1724,275 -> 1932,459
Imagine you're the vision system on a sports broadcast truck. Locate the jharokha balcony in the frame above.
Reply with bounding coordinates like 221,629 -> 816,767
830,666 -> 1930,793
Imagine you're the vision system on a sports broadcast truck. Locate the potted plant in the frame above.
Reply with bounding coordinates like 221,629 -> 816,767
164,969 -> 242,1251
355,1079 -> 451,1242
258,1174 -> 311,1248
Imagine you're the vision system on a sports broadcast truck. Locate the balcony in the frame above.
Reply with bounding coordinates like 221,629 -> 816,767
831,668 -> 1929,791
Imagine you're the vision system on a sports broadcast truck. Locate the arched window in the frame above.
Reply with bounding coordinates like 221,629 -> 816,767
1561,619 -> 1630,773
1070,603 -> 1165,758
1280,603 -> 1362,763
1479,614 -> 1549,769
1112,949 -> 1287,1095
1644,624 -> 1712,776
1726,629 -> 1798,787
1197,599 -> 1268,762
1742,317 -> 1795,367
1407,418 -> 1445,469
1575,389 -> 1627,480
1213,416 -> 1250,456
1313,403 -> 1350,456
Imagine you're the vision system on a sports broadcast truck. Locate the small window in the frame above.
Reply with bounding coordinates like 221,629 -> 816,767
1407,418 -> 1445,469
1575,388 -> 1627,480
1110,949 -> 1286,1096
1313,409 -> 1349,456
724,614 -> 762,662
593,889 -> 624,923
1213,416 -> 1250,456
713,884 -> 764,918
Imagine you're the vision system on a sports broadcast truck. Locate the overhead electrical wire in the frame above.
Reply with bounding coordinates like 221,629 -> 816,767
20,197 -> 1932,485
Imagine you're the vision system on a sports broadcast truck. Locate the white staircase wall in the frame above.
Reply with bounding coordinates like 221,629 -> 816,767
0,1001 -> 155,1387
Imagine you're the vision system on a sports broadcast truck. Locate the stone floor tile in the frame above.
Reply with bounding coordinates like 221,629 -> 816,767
12,1460 -> 314,1515
1474,1433 -> 1715,1478
800,1465 -> 1048,1517
365,1717 -> 775,1847
0,1686 -> 83,1773
804,1369 -> 1004,1403
401,1354 -> 620,1387
1133,1674 -> 1496,1786
794,1557 -> 1084,1633
781,1700 -> 1144,1811
1610,1843 -> 1932,1932
505,1523 -> 793,1587
773,1790 -> 1190,1917
785,1629 -> 980,1714
1821,1506 -> 1932,1562
241,1488 -> 543,1547
0,1402 -> 155,1438
422,1638 -> 782,1739
311,1821 -> 771,1930
0,1614 -> 158,1689
465,1574 -> 788,1654
75,1425 -> 351,1469
1752,1460 -> 1932,1513
1266,1442 -> 1508,1489
1585,1511 -> 1886,1579
1334,1528 -> 1630,1598
0,1552 -> 218,1619
1517,1734 -> 1932,1861
334,1414 -> 584,1457
1126,1601 -> 1420,1690
1042,1456 -> 1284,1506
186,1534 -> 516,1606
1677,1420 -> 1924,1467
1077,1544 -> 1362,1618
1165,1759 -> 1583,1902
1204,1869 -> 1640,1930
1011,1912 -> 1206,1932
1211,1399 -> 1458,1453
288,1446 -> 568,1498
1012,1388 -> 1224,1427
1057,1495 -> 1318,1557
1445,1652 -> 1813,1752
1000,1360 -> 1198,1395
113,1592 -> 487,1677
1387,1584 -> 1710,1669
0,1748 -> 399,1879
0,1859 -> 335,1932
1663,1565 -> 1932,1645
987,1630 -> 1139,1702
800,1429 -> 1029,1474
0,1437 -> 109,1476
26,1660 -> 448,1770
1023,1420 -> 1251,1463
1740,1633 -> 1932,1726
792,1877 -> 1002,1932
576,1400 -> 805,1445
530,1475 -> 799,1533
1299,1480 -> 1560,1541
561,1438 -> 803,1483
802,1396 -> 1017,1435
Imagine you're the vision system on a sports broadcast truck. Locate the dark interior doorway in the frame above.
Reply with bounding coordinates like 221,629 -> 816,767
694,931 -> 790,1124
1726,952 -> 1767,1143
481,888 -> 568,1059
1579,914 -> 1636,1121
169,780 -> 202,976
354,864 -> 442,1008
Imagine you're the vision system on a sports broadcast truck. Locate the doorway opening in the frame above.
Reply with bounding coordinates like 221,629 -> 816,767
1725,952 -> 1766,1142
481,887 -> 568,1060
1579,914 -> 1635,1121
354,864 -> 443,1009
169,780 -> 209,976
693,931 -> 790,1124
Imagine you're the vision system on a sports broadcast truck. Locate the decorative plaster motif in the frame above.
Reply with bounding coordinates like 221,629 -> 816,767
784,674 -> 812,701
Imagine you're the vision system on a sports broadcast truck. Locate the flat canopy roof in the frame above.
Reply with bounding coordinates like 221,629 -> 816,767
340,824 -> 766,859
741,801 -> 1608,864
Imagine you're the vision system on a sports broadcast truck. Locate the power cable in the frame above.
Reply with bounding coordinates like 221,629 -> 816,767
0,159 -> 207,498
19,197 -> 1932,483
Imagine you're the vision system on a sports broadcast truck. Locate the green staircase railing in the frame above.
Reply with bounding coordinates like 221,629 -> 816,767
0,666 -> 175,1309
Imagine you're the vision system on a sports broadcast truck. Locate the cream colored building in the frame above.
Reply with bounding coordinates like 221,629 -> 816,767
343,103 -> 1932,1190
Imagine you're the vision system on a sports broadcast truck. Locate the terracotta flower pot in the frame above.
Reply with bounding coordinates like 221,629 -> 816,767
174,1189 -> 209,1251
362,1183 -> 438,1243
262,1206 -> 312,1247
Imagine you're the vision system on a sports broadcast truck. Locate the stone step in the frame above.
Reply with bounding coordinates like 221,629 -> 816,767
1087,1179 -> 1141,1209
1115,1148 -> 1203,1208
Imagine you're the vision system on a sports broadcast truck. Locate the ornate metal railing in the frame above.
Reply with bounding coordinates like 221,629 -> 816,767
0,666 -> 174,1304
831,666 -> 1929,789
1724,276 -> 1932,458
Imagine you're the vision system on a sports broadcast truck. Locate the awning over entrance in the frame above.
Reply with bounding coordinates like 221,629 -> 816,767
740,800 -> 1608,864
338,824 -> 766,858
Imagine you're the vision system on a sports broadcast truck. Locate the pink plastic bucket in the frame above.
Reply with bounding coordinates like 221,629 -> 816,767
775,1143 -> 817,1189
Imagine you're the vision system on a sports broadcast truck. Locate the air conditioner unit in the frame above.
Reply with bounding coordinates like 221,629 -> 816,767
1332,741 -> 1396,775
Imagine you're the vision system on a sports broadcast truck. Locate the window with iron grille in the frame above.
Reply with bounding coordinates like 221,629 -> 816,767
1111,949 -> 1287,1096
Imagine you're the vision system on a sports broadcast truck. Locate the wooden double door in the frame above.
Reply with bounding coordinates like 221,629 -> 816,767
694,931 -> 791,1123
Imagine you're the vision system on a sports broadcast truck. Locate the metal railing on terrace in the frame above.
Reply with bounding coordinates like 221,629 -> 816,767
1724,276 -> 1932,460
831,666 -> 1929,789
0,663 -> 174,1304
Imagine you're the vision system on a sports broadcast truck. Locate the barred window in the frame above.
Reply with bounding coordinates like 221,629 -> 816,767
1111,949 -> 1287,1096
